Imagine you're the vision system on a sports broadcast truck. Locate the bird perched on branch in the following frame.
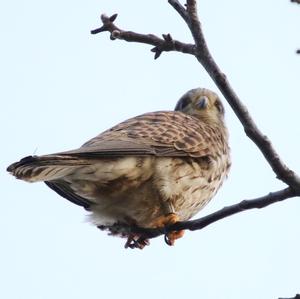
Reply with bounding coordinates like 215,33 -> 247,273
7,88 -> 230,249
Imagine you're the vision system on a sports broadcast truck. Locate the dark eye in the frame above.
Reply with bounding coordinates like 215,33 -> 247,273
174,96 -> 190,111
215,100 -> 224,114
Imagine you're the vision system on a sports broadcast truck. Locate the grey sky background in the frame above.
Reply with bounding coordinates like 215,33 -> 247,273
1,1 -> 300,299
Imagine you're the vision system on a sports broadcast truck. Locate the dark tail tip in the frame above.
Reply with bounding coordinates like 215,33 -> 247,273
7,163 -> 15,173
7,155 -> 37,173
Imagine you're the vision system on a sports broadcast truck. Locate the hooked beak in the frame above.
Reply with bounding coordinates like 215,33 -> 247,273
198,96 -> 208,109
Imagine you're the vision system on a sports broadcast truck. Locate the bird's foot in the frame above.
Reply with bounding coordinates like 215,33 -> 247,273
150,213 -> 184,246
124,234 -> 150,250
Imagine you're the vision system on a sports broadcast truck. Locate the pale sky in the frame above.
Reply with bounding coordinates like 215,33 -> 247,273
1,1 -> 300,299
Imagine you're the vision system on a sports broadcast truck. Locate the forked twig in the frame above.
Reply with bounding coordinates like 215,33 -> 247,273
91,14 -> 195,59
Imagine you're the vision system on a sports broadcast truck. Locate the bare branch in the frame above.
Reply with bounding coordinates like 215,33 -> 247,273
168,0 -> 189,23
279,295 -> 300,299
100,187 -> 297,241
91,14 -> 195,59
172,0 -> 300,192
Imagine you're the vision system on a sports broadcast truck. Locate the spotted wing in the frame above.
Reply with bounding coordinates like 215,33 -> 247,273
61,111 -> 224,158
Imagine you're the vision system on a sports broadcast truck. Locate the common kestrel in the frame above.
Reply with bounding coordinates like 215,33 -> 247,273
7,88 -> 231,249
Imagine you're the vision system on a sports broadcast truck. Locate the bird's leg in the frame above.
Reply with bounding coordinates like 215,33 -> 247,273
124,234 -> 150,249
122,217 -> 150,249
151,202 -> 185,246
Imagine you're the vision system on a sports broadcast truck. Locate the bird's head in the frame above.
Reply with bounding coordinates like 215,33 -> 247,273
175,88 -> 225,124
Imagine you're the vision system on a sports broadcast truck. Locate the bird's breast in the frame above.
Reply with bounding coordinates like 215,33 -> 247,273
152,154 -> 230,221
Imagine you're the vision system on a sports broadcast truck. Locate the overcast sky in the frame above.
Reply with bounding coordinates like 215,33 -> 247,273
1,1 -> 300,299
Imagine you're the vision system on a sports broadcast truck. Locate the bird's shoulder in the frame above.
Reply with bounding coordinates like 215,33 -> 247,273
80,111 -> 226,158
88,111 -> 204,141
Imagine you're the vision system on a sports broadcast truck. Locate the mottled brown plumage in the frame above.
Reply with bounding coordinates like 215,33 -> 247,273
7,88 -> 230,248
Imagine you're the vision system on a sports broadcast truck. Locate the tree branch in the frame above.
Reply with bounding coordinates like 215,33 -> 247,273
123,187 -> 297,240
91,14 -> 196,59
279,295 -> 300,299
168,0 -> 189,24
179,0 -> 300,192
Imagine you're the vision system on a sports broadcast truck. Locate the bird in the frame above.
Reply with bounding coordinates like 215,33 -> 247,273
7,88 -> 231,249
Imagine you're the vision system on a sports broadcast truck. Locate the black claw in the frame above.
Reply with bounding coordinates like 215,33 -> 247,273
164,234 -> 172,246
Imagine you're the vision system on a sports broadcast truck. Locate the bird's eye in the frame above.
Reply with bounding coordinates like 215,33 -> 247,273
215,100 -> 224,114
196,96 -> 208,109
174,96 -> 190,111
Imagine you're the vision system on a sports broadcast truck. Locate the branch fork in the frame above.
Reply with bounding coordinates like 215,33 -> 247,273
91,13 -> 196,59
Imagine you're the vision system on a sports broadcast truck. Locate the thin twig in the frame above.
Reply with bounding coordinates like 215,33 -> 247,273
168,0 -> 190,24
91,14 -> 195,59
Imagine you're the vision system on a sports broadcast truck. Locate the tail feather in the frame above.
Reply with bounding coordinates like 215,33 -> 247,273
7,155 -> 90,182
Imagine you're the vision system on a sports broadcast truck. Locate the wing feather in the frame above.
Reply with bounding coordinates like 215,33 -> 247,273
45,181 -> 92,210
58,111 -> 223,159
